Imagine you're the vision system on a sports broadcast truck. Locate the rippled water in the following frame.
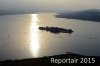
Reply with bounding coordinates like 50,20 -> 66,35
0,13 -> 100,60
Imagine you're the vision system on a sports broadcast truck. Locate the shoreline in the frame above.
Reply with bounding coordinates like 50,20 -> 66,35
0,53 -> 100,66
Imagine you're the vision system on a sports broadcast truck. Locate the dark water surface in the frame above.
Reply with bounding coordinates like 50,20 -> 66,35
0,13 -> 100,60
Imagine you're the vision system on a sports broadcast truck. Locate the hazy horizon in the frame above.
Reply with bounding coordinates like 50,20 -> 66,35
0,0 -> 100,12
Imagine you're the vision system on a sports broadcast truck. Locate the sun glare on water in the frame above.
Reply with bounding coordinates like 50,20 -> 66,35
30,14 -> 40,57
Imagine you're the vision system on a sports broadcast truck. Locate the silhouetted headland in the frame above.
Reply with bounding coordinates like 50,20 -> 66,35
56,9 -> 100,22
39,26 -> 73,34
0,52 -> 100,66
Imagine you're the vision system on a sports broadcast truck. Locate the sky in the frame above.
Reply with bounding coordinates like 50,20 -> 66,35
0,0 -> 100,12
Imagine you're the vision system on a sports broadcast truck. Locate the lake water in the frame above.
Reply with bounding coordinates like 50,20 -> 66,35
0,13 -> 100,60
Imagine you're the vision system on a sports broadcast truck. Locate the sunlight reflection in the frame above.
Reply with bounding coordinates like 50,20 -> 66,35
30,14 -> 40,57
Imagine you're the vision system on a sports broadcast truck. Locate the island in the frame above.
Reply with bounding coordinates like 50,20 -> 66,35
39,26 -> 74,34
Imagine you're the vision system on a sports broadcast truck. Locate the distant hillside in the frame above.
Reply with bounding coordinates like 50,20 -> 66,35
0,9 -> 36,15
56,9 -> 100,22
